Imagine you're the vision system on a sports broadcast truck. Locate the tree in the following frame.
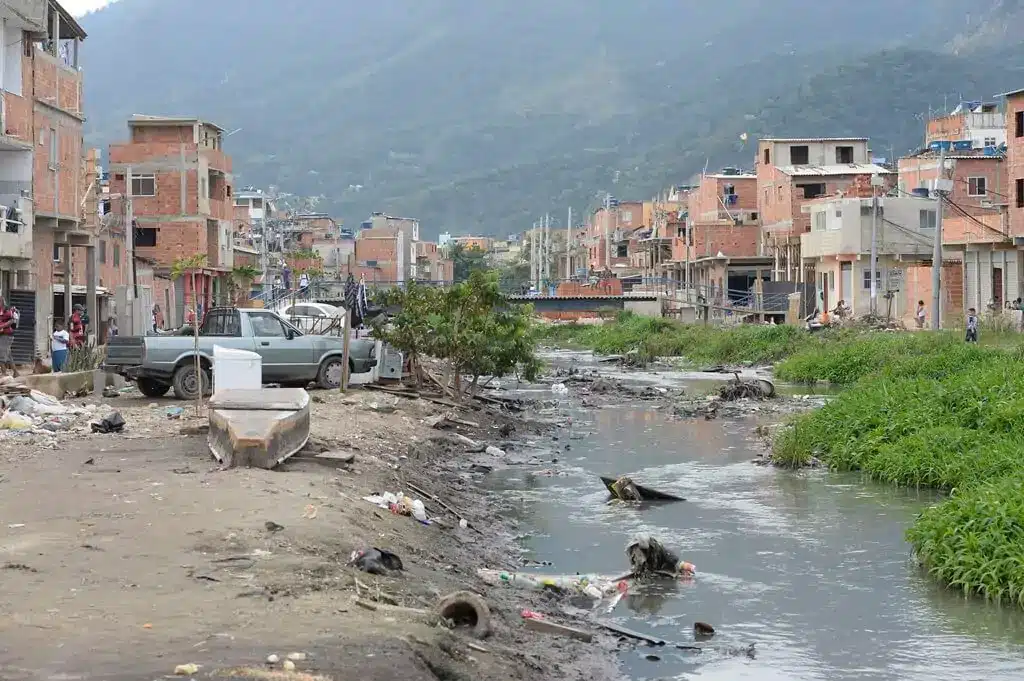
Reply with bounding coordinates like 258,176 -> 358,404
371,270 -> 539,398
449,243 -> 490,282
171,254 -> 208,414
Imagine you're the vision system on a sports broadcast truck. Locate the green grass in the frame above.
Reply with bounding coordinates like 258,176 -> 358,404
540,313 -> 811,365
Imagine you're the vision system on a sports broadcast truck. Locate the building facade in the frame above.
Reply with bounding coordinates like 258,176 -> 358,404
107,115 -> 234,325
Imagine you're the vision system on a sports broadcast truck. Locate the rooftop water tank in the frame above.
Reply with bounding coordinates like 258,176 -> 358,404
911,187 -> 931,198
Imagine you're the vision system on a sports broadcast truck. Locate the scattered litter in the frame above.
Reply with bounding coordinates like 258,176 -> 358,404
301,505 -> 318,520
90,411 -> 126,434
436,590 -> 492,640
173,663 -> 200,675
459,518 -> 468,529
694,621 -> 715,639
550,383 -> 569,396
349,547 -> 404,575
484,445 -> 505,457
286,652 -> 307,661
166,406 -> 184,419
264,521 -> 285,533
283,660 -> 296,671
627,534 -> 694,579
477,568 -> 625,602
0,410 -> 32,430
362,491 -> 431,524
521,612 -> 594,642
266,654 -> 280,664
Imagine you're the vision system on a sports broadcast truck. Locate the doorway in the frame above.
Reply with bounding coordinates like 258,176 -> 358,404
993,266 -> 1004,307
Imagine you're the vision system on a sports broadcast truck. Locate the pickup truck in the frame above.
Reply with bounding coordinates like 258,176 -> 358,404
104,307 -> 378,400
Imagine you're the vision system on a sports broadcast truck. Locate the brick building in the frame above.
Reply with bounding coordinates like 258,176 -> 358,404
756,137 -> 893,282
686,170 -> 759,259
586,200 -> 644,270
0,1 -> 95,362
925,101 -> 1005,149
1003,88 -> 1024,240
108,115 -> 234,325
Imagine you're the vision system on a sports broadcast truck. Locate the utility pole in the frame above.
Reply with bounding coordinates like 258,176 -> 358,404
932,145 -> 950,330
869,174 -> 882,315
565,206 -> 572,280
126,164 -> 136,335
543,213 -> 551,285
603,193 -> 611,270
532,220 -> 539,289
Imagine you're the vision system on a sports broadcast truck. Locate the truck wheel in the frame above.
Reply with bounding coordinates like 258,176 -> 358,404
316,357 -> 345,389
136,377 -> 171,398
172,364 -> 211,400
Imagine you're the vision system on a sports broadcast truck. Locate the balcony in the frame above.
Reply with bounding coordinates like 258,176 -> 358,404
0,222 -> 31,260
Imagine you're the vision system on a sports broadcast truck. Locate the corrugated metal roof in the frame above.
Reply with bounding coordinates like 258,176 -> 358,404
994,87 -> 1024,98
708,173 -> 756,179
761,137 -> 868,143
777,163 -> 893,177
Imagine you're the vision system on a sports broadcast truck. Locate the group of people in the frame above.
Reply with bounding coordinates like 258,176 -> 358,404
915,300 -> 978,342
0,297 -> 86,376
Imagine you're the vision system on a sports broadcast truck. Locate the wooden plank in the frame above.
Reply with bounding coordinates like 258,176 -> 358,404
523,617 -> 594,643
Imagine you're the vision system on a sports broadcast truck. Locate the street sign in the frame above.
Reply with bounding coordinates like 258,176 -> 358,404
887,268 -> 904,291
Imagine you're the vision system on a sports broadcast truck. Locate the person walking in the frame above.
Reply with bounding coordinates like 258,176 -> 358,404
915,300 -> 927,329
965,307 -> 979,343
51,320 -> 70,372
0,296 -> 17,377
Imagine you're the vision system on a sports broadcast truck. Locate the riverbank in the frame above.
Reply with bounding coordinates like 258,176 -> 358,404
0,387 -> 622,681
543,317 -> 1024,608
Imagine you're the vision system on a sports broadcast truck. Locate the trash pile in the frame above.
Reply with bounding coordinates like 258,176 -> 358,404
477,567 -> 627,603
626,534 -> 696,580
717,373 -> 775,401
362,491 -> 429,524
0,387 -> 93,435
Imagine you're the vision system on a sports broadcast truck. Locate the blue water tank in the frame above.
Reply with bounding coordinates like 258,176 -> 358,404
984,146 -> 997,156
911,187 -> 931,198
953,140 -> 973,151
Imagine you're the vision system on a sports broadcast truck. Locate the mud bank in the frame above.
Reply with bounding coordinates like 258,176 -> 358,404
0,387 -> 622,681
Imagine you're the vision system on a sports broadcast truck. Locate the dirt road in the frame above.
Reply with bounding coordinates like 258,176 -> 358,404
0,389 -> 620,681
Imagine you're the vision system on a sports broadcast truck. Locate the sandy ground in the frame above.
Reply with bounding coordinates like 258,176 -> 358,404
0,387 -> 622,681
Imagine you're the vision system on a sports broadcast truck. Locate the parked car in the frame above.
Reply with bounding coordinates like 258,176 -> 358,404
104,307 -> 377,400
274,301 -> 345,335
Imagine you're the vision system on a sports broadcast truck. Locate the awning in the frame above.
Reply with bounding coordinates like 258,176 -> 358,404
51,284 -> 111,296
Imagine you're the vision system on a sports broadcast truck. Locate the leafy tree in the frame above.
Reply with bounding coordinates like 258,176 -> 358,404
371,270 -> 538,398
449,243 -> 490,282
171,254 -> 209,412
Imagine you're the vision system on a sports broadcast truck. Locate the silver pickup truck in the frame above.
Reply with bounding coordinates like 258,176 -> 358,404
104,307 -> 377,399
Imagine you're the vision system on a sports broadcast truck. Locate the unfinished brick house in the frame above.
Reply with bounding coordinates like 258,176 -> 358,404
687,170 -> 759,259
756,137 -> 893,282
0,0 -> 95,362
107,115 -> 234,324
1005,88 -> 1024,242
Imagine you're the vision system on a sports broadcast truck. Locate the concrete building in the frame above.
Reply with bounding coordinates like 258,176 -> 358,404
0,1 -> 94,363
586,200 -> 644,271
801,195 -> 941,320
756,137 -> 893,282
1002,87 -> 1024,241
107,115 -> 234,326
687,170 -> 759,259
415,240 -> 453,283
362,213 -> 419,282
926,101 -> 1006,149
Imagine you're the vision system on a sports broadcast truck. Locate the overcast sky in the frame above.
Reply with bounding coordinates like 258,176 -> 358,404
62,0 -> 118,16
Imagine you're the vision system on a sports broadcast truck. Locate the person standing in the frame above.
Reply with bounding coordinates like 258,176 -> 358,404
51,320 -> 70,372
0,296 -> 16,377
69,305 -> 86,348
915,300 -> 927,329
965,308 -> 979,343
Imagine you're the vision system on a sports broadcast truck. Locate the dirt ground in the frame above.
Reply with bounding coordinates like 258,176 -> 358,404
0,387 -> 623,681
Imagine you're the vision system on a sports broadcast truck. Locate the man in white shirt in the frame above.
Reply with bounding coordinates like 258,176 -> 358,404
51,320 -> 70,372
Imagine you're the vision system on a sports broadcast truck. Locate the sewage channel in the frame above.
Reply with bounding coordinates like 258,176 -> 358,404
488,351 -> 1024,681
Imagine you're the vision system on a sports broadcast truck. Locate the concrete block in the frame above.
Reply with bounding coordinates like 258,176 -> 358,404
21,370 -> 99,398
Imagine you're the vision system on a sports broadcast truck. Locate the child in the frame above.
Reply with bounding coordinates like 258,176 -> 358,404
51,321 -> 70,372
966,307 -> 979,343
915,300 -> 927,329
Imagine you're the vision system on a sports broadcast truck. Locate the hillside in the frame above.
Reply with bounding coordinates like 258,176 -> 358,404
79,0 -> 1017,237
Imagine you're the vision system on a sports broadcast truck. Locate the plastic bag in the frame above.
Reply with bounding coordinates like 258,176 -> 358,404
0,410 -> 33,430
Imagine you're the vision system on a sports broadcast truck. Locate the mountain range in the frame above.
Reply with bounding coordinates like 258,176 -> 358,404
79,0 -> 1024,238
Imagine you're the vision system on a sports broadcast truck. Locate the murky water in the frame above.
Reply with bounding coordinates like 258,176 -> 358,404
490,353 -> 1024,680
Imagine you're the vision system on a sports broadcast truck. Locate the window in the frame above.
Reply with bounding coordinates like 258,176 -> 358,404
620,210 -> 633,223
52,244 -> 61,262
763,148 -> 770,165
862,269 -> 882,290
812,211 -> 826,230
836,146 -> 854,164
134,226 -> 157,247
100,199 -> 111,215
1016,111 -> 1023,138
234,198 -> 249,207
226,185 -> 232,197
249,312 -> 286,337
48,126 -> 57,167
919,209 -> 937,230
984,136 -> 997,147
764,188 -> 769,203
790,145 -> 810,165
252,198 -> 264,209
113,245 -> 120,266
968,176 -> 987,196
98,240 -> 106,264
200,310 -> 241,337
801,183 -> 826,199
131,174 -> 156,196
1017,178 -> 1024,208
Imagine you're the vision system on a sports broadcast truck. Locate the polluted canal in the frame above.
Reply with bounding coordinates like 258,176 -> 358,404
487,351 -> 1024,681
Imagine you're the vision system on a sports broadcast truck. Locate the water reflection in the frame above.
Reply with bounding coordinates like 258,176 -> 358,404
490,361 -> 1024,681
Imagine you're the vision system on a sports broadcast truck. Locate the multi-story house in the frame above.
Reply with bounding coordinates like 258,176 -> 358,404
107,115 -> 234,325
1004,87 -> 1024,242
686,170 -> 759,259
0,1 -> 92,362
800,195 -> 957,324
756,137 -> 893,282
361,213 -> 419,282
926,101 -> 1006,150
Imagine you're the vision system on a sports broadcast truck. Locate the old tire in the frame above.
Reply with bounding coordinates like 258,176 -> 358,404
172,364 -> 211,400
435,590 -> 492,640
136,377 -> 171,398
316,357 -> 346,390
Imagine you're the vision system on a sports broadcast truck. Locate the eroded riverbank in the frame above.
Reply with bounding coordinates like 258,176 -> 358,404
486,350 -> 1024,680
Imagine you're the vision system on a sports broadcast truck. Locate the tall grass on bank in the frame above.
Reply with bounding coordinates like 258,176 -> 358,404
540,313 -> 810,365
772,347 -> 1024,605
